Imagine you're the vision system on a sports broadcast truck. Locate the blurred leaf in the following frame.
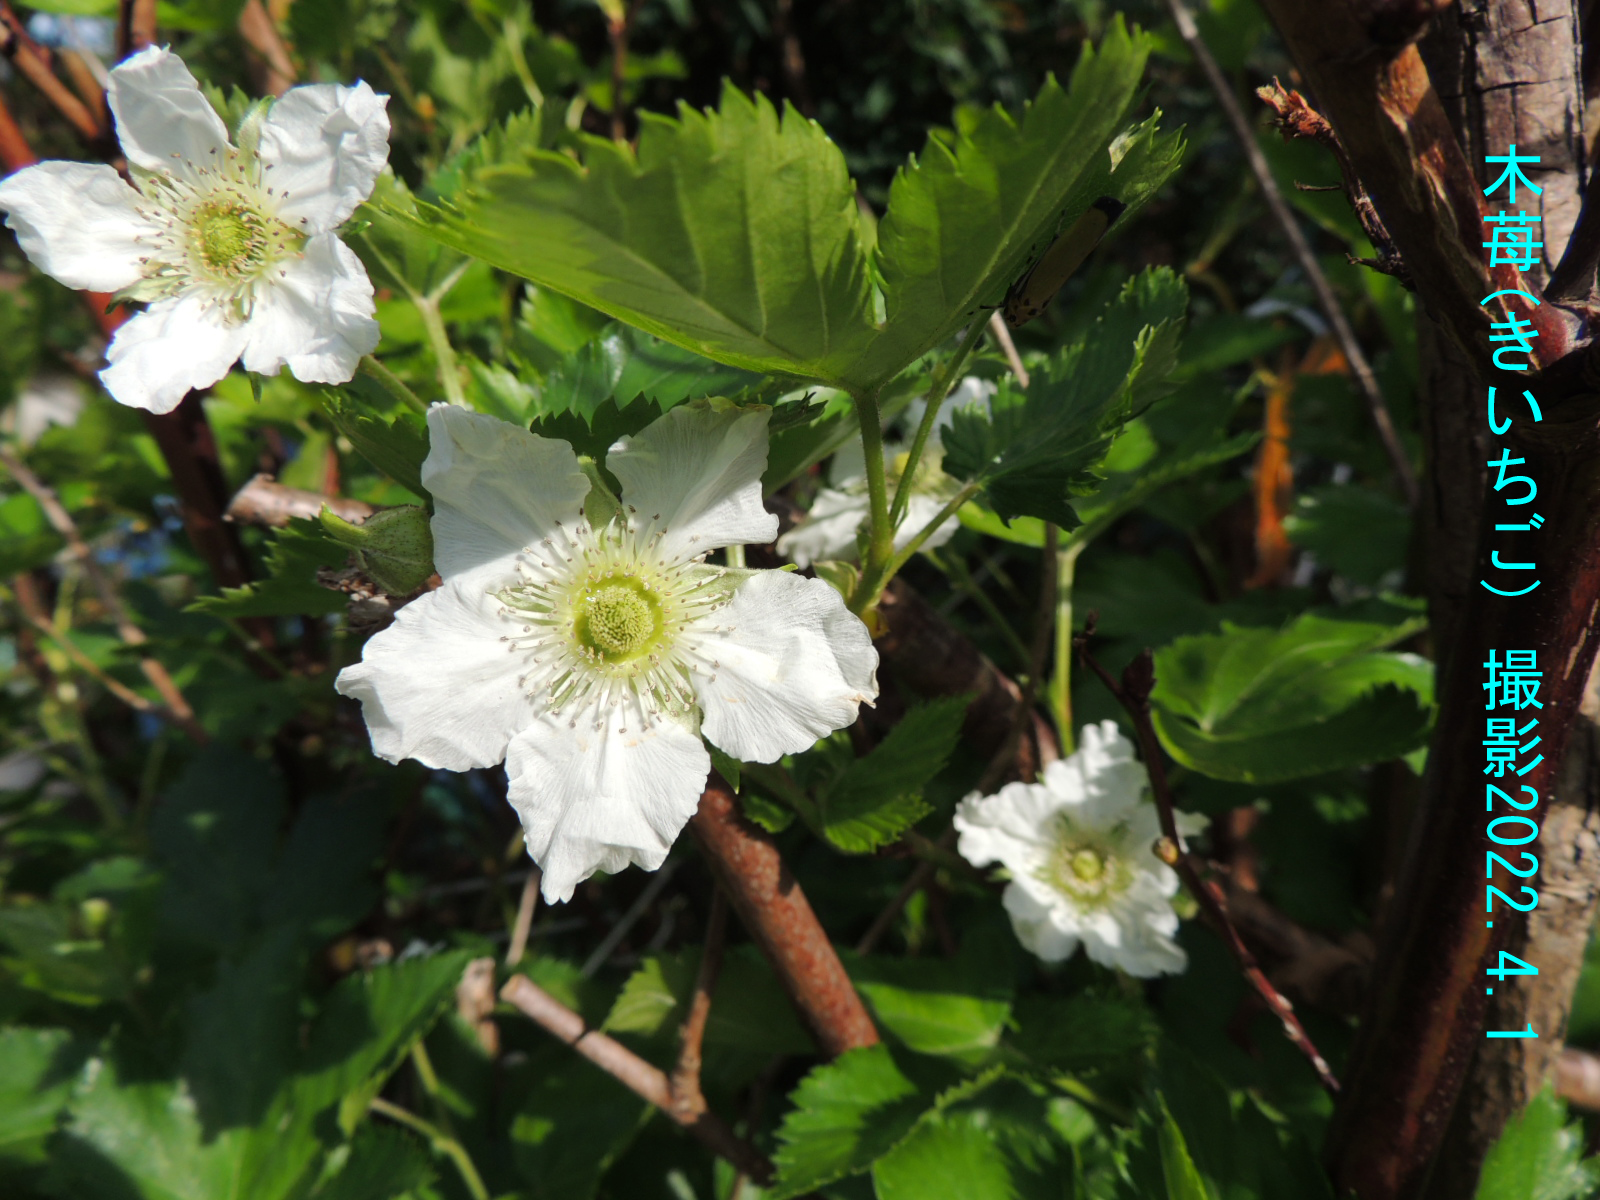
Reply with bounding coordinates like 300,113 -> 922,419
317,388 -> 430,499
1150,612 -> 1433,783
1004,993 -> 1158,1075
0,492 -> 62,577
1284,485 -> 1412,587
859,19 -> 1181,384
508,1049 -> 652,1200
314,1123 -> 436,1200
604,945 -> 812,1055
1155,1098 -> 1214,1200
819,696 -> 968,853
843,953 -> 1011,1065
943,268 -> 1187,528
871,1110 -> 1019,1200
405,89 -> 878,383
188,517 -> 348,618
1475,1090 -> 1600,1200
0,1026 -> 81,1168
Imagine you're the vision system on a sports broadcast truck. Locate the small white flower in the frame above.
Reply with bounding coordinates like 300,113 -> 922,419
953,720 -> 1205,977
777,377 -> 994,568
337,402 -> 878,903
0,46 -> 389,413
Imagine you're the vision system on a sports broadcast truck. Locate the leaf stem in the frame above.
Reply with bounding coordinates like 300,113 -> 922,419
359,354 -> 428,414
854,386 -> 894,575
369,1096 -> 491,1200
888,317 -> 989,530
1049,540 -> 1086,752
414,296 -> 467,408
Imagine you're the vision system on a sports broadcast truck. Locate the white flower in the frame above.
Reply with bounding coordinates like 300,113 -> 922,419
953,720 -> 1205,977
777,377 -> 995,568
0,46 -> 388,414
336,402 -> 879,903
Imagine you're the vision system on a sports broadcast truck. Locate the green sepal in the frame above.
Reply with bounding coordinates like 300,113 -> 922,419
318,505 -> 436,596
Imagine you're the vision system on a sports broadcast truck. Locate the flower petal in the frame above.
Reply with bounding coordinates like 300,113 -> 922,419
99,295 -> 247,413
334,581 -> 533,771
0,162 -> 157,292
422,405 -> 591,592
1002,884 -> 1080,963
108,46 -> 231,178
692,570 -> 877,762
608,403 -> 778,563
506,705 -> 710,903
258,82 -> 391,231
239,234 -> 377,383
774,487 -> 867,568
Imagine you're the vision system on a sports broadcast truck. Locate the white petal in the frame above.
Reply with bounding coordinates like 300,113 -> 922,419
506,705 -> 710,903
692,570 -> 877,762
0,163 -> 157,292
258,82 -> 391,231
1002,883 -> 1080,963
422,405 -> 591,592
608,404 -> 778,563
774,487 -> 868,568
99,295 -> 247,413
240,234 -> 377,383
334,581 -> 532,771
893,491 -> 960,556
107,46 -> 231,178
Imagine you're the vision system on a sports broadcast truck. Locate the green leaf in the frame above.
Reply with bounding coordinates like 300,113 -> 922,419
943,268 -> 1188,528
1150,611 -> 1434,783
536,325 -> 768,425
819,696 -> 968,853
313,1123 -> 437,1200
1475,1089 -> 1600,1200
1003,993 -> 1158,1075
768,1045 -> 932,1198
843,953 -> 1011,1065
0,1027 -> 81,1167
0,491 -> 62,577
707,744 -> 741,793
1284,484 -> 1412,587
1155,1098 -> 1215,1200
857,18 -> 1182,385
871,1111 -> 1018,1200
603,945 -> 812,1055
508,1049 -> 652,1200
404,87 -> 877,384
188,517 -> 349,619
316,388 -> 430,498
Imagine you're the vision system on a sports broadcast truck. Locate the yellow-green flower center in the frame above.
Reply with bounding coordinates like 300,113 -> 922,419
575,578 -> 662,662
1069,848 -> 1105,882
190,201 -> 270,278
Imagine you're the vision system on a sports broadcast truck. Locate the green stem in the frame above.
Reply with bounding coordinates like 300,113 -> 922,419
369,1097 -> 490,1200
855,386 -> 893,570
502,15 -> 545,107
1049,539 -> 1086,754
926,548 -> 1032,670
415,297 -> 467,408
882,483 -> 983,581
888,318 -> 989,530
359,354 -> 427,414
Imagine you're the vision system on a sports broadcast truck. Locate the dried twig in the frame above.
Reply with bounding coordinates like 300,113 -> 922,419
1074,621 -> 1340,1094
1,447 -> 206,743
505,869 -> 541,966
987,312 -> 1030,388
226,473 -> 376,528
236,0 -> 296,97
501,973 -> 774,1183
668,888 -> 727,1123
118,0 -> 158,57
1163,0 -> 1417,510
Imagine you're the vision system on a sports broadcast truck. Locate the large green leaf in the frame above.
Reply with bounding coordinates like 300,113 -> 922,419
0,1027 -> 81,1169
818,695 -> 968,853
602,944 -> 812,1055
187,517 -> 349,620
843,955 -> 1011,1066
507,1048 -> 652,1200
1150,611 -> 1434,783
856,17 -> 1182,384
404,89 -> 878,384
1475,1090 -> 1600,1200
943,268 -> 1188,527
871,1112 -> 1019,1200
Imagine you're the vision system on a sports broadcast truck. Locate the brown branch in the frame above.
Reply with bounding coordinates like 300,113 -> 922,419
1164,0 -> 1417,509
236,0 -> 296,97
1,446 -> 207,743
1556,1048 -> 1600,1112
225,473 -> 376,528
668,888 -> 727,1124
986,313 -> 1030,388
118,0 -> 158,57
605,0 -> 644,142
0,3 -> 106,144
1547,161 -> 1600,303
1074,625 -> 1340,1094
504,868 -> 541,967
501,973 -> 773,1184
689,779 -> 879,1057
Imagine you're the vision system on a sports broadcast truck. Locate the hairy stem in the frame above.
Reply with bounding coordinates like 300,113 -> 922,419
889,318 -> 989,529
369,1097 -> 490,1200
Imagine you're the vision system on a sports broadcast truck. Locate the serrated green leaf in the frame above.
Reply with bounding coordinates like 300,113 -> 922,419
1284,484 -> 1412,587
843,953 -> 1011,1065
857,18 -> 1181,384
768,1045 -> 931,1198
943,268 -> 1188,528
871,1111 -> 1018,1200
820,695 -> 968,853
316,388 -> 431,498
314,1123 -> 437,1200
1003,993 -> 1158,1075
0,1026 -> 81,1166
403,85 -> 877,383
188,517 -> 348,619
1150,612 -> 1434,783
602,946 -> 811,1055
739,789 -> 794,833
1475,1090 -> 1600,1200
